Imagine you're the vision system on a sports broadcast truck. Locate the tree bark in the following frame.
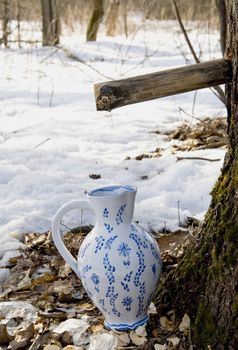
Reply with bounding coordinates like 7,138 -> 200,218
3,0 -> 10,48
216,0 -> 227,56
94,59 -> 232,111
86,0 -> 104,42
154,1 -> 238,348
106,0 -> 119,36
41,0 -> 60,46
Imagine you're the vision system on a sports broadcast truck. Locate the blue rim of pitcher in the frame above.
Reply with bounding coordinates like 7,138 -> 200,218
88,185 -> 137,198
104,315 -> 149,331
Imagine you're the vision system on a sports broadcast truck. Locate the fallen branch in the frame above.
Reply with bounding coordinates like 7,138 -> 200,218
94,58 -> 232,111
176,156 -> 221,162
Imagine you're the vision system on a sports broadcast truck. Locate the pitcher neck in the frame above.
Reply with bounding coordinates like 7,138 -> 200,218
87,185 -> 137,228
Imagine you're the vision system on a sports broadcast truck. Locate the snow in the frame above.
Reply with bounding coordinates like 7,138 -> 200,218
0,20 -> 226,264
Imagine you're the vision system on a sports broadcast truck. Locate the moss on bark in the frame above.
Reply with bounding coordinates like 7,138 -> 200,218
155,1 -> 238,348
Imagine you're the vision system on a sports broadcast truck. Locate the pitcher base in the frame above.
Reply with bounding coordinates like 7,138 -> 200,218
104,315 -> 149,331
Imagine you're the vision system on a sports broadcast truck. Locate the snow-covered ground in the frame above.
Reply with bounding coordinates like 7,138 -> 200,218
0,20 -> 226,263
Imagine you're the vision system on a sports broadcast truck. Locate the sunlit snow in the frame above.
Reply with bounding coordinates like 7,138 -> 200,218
0,20 -> 226,262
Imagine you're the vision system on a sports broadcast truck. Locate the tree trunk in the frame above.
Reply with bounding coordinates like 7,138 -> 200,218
3,0 -> 10,47
155,1 -> 238,348
216,0 -> 227,56
106,0 -> 119,36
41,0 -> 60,46
86,0 -> 104,42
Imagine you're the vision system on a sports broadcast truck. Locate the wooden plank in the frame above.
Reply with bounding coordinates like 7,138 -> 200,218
94,58 -> 232,111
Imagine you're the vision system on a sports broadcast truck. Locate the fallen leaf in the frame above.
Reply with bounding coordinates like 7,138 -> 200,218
154,344 -> 166,350
148,302 -> 157,314
10,322 -> 35,350
91,324 -> 104,333
135,325 -> 147,337
44,345 -> 61,350
110,330 -> 130,346
28,332 -> 50,350
0,323 -> 14,345
53,318 -> 90,346
88,332 -> 117,350
0,301 -> 37,322
179,313 -> 190,335
167,336 -> 180,347
63,346 -> 84,350
89,174 -> 101,179
130,330 -> 147,346
32,272 -> 55,287
159,316 -> 174,331
16,268 -> 32,291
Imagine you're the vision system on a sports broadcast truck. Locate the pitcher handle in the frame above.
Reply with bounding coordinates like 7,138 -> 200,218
51,199 -> 90,277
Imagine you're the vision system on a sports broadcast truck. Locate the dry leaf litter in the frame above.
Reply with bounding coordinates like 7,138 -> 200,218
131,116 -> 227,161
0,117 -> 215,349
0,224 -> 196,350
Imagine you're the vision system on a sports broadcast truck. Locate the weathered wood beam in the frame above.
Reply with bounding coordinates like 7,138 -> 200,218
94,58 -> 232,111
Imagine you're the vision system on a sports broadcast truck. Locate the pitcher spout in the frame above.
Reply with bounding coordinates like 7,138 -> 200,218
87,185 -> 137,225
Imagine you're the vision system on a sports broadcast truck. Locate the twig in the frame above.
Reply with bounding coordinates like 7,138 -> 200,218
171,0 -> 226,105
34,138 -> 51,149
178,106 -> 204,123
177,200 -> 181,226
40,47 -> 61,64
177,156 -> 221,162
59,46 -> 113,80
28,332 -> 50,350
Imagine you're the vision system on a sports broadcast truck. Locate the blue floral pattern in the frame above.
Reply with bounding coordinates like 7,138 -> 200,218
95,236 -> 105,253
81,264 -> 92,279
116,204 -> 127,225
99,298 -> 108,313
105,235 -> 118,250
106,285 -> 121,317
91,273 -> 100,292
152,263 -> 156,276
80,242 -> 91,258
117,242 -> 131,267
78,198 -> 162,330
121,271 -> 133,292
104,223 -> 113,233
137,282 -> 146,317
103,253 -> 115,285
129,225 -> 149,317
122,296 -> 133,311
103,208 -> 109,218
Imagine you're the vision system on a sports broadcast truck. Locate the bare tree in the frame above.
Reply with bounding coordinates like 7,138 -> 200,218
155,1 -> 238,347
106,0 -> 119,36
86,0 -> 104,42
216,0 -> 227,56
41,0 -> 60,46
2,0 -> 10,47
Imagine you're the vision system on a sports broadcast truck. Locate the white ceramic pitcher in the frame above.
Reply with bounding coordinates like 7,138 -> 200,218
52,185 -> 162,331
